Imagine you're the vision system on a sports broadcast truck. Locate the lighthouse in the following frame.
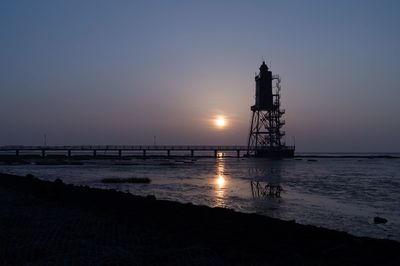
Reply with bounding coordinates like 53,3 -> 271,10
247,61 -> 295,157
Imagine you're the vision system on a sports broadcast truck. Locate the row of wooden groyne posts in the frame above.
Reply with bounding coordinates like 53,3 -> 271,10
0,145 -> 251,158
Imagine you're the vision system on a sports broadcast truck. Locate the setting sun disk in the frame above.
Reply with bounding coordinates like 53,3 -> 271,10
215,116 -> 226,128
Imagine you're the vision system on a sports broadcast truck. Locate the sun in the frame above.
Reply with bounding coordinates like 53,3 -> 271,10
215,116 -> 226,128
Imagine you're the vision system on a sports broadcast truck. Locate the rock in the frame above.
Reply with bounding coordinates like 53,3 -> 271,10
374,216 -> 387,224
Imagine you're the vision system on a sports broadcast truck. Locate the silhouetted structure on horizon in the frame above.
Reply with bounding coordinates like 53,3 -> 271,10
247,62 -> 295,157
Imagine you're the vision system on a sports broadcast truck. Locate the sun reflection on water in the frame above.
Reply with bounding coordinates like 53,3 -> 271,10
216,175 -> 225,188
214,158 -> 228,207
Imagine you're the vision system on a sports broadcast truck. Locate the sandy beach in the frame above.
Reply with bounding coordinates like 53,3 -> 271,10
0,172 -> 399,265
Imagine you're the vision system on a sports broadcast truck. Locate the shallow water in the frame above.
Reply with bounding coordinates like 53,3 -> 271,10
1,156 -> 400,241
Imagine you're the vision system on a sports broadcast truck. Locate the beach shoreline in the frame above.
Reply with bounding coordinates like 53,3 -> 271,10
0,172 -> 399,265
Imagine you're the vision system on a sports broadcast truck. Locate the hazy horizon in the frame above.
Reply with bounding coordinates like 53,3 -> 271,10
1,0 -> 400,152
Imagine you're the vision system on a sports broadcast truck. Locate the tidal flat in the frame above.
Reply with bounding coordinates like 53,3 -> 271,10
0,173 -> 399,265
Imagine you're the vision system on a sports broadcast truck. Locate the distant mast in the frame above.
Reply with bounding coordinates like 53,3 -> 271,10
247,61 -> 295,157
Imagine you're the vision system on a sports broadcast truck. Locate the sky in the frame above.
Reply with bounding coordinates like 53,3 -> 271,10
1,0 -> 400,152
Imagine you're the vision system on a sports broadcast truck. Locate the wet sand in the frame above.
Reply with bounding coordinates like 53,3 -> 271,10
0,173 -> 399,265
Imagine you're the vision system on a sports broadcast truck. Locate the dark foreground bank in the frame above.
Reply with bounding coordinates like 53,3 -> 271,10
0,173 -> 399,265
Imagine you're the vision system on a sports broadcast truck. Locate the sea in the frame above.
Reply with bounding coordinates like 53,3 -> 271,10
1,153 -> 399,241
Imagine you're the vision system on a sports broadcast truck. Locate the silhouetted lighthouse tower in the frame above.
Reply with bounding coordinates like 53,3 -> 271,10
247,61 -> 294,157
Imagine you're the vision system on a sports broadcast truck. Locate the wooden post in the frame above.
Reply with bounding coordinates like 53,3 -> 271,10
191,150 -> 194,157
16,150 -> 20,157
167,150 -> 170,157
143,150 -> 146,157
93,150 -> 97,157
237,150 -> 240,158
118,150 -> 122,158
41,149 -> 46,158
214,150 -> 218,158
68,150 -> 71,158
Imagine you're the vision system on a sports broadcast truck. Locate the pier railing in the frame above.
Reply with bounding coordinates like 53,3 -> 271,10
0,145 -> 295,158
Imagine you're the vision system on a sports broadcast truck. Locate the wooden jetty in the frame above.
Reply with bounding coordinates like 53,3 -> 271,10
0,145 -> 252,158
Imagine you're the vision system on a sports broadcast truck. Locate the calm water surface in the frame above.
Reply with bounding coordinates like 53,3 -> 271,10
1,156 -> 400,241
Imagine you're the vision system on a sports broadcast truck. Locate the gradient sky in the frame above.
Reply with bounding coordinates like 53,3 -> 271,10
1,0 -> 400,152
